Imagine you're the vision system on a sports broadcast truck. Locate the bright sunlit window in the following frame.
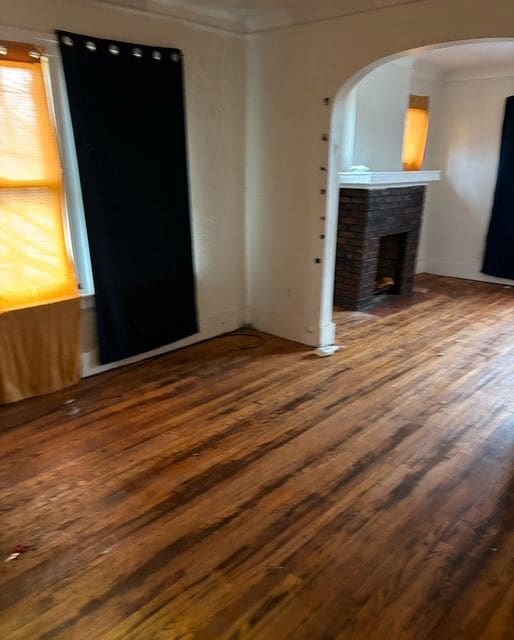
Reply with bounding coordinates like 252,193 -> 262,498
0,40 -> 78,312
402,94 -> 430,171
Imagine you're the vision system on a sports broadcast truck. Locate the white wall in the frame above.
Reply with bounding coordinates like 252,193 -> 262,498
1,0 -> 247,373
341,61 -> 442,173
423,66 -> 514,284
410,67 -> 443,273
351,62 -> 411,171
246,0 -> 514,347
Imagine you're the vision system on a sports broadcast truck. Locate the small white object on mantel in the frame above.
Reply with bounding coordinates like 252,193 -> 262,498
338,170 -> 442,189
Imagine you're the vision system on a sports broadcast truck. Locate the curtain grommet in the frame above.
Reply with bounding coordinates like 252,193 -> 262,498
85,41 -> 96,52
109,45 -> 120,56
152,51 -> 162,61
133,47 -> 143,58
171,52 -> 180,63
62,36 -> 74,47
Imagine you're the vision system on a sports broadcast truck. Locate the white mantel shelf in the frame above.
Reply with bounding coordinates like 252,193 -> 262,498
338,170 -> 442,189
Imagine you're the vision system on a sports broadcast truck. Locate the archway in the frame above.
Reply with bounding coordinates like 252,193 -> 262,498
321,37 -> 514,342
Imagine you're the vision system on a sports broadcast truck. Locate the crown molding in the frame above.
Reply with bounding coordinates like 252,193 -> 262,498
442,63 -> 514,83
68,0 -> 248,36
84,0 -> 429,37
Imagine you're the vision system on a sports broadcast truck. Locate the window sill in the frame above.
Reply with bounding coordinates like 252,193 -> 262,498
80,293 -> 95,310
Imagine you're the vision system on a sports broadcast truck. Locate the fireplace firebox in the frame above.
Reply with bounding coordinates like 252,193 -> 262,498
375,232 -> 408,294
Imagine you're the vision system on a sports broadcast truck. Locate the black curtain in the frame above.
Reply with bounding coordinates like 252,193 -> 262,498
483,96 -> 514,280
58,31 -> 198,364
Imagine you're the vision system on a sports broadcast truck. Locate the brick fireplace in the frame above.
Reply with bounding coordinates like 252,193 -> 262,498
334,185 -> 427,310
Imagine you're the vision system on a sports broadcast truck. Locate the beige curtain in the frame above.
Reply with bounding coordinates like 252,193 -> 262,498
0,298 -> 81,404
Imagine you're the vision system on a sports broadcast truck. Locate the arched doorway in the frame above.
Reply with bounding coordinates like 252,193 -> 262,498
321,38 -> 514,339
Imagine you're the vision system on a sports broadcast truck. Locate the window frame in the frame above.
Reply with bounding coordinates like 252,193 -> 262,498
0,24 -> 94,299
401,94 -> 430,172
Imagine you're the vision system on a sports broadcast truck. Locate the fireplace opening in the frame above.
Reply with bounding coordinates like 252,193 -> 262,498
375,232 -> 408,296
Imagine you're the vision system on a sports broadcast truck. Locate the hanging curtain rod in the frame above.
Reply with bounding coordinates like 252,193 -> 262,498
58,32 -> 182,62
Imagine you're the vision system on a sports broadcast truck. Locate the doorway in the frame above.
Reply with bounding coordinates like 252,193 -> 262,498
324,38 -> 514,334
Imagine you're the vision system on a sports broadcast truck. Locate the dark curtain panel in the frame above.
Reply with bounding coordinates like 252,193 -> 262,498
483,96 -> 514,280
58,31 -> 198,364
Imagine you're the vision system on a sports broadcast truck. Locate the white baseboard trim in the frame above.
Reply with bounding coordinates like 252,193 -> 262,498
425,260 -> 514,286
81,308 -> 245,377
247,307 -> 336,348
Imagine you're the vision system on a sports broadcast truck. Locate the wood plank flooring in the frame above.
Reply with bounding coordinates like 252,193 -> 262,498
2,274 -> 514,639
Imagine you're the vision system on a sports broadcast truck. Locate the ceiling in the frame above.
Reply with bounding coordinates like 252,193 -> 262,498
94,0 -> 426,34
412,41 -> 514,75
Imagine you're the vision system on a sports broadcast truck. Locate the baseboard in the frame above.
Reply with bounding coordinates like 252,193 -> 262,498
81,308 -> 245,377
416,259 -> 426,274
425,260 -> 514,287
247,307 -> 336,348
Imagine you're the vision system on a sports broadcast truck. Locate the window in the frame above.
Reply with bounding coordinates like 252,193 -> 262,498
402,94 -> 430,171
0,39 -> 79,311
0,32 -> 94,311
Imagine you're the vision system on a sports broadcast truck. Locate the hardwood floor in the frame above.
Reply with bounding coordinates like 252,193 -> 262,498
2,274 -> 514,639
